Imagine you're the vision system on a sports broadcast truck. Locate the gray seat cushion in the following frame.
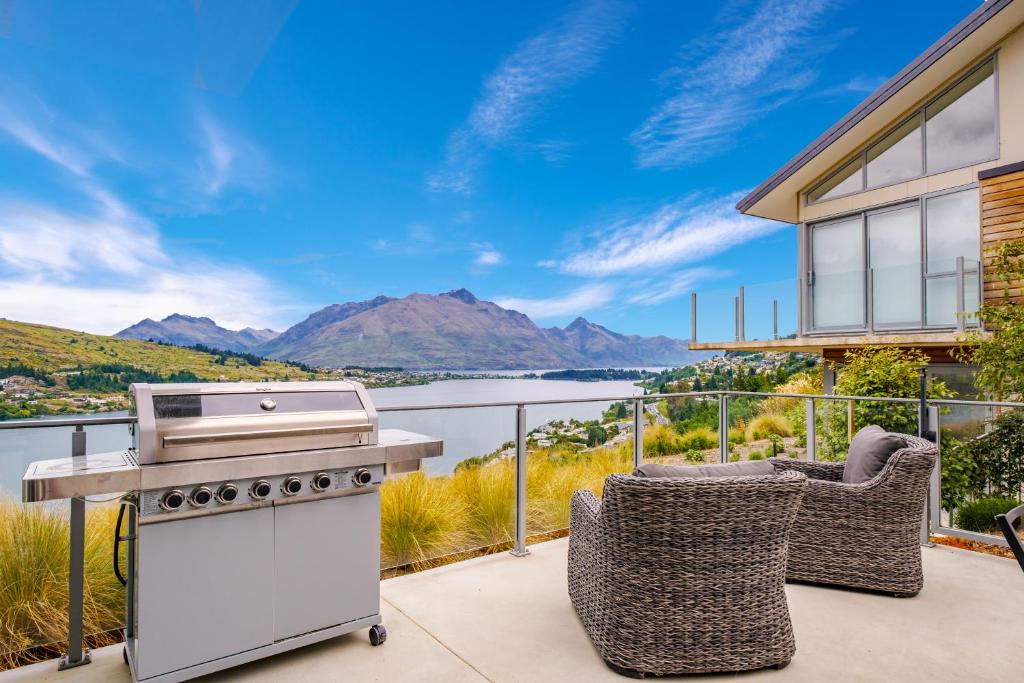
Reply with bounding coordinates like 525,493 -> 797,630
634,460 -> 776,478
842,425 -> 908,484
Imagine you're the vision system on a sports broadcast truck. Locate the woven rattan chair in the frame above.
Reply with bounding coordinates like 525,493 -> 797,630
769,434 -> 937,597
568,471 -> 808,677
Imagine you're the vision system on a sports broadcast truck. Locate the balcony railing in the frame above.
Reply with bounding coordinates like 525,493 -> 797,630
1,389 -> 1022,670
690,257 -> 983,344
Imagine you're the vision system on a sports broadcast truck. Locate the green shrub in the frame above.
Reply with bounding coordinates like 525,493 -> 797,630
727,426 -> 746,444
954,497 -> 1020,533
685,449 -> 704,463
729,453 -> 741,462
748,450 -> 764,461
679,426 -> 717,451
745,414 -> 793,441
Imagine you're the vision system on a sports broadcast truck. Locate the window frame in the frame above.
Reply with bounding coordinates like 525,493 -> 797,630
805,184 -> 981,335
804,56 -> 998,206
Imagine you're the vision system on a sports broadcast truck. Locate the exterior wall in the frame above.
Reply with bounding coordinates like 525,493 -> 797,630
980,165 -> 1024,303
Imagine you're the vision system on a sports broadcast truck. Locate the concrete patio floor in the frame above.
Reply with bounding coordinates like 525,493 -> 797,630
4,537 -> 1023,682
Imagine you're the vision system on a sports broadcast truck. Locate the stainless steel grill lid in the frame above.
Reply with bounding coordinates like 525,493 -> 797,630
131,381 -> 379,465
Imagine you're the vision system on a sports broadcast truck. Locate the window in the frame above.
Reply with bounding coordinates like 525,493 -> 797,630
808,157 -> 862,203
866,117 -> 921,187
868,205 -> 921,326
806,59 -> 997,203
924,188 -> 981,325
808,187 -> 980,332
811,217 -> 865,329
925,61 -> 996,174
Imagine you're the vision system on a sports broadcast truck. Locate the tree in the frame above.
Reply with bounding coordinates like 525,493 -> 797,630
819,346 -> 954,460
957,235 -> 1024,400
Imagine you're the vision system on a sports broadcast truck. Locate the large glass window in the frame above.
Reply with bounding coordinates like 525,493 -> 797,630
925,61 -> 996,174
808,187 -> 980,332
811,217 -> 864,329
925,188 -> 981,325
868,205 -> 921,326
807,157 -> 862,203
866,117 -> 921,187
807,60 -> 997,203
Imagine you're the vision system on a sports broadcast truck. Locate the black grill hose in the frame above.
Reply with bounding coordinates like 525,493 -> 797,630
114,501 -> 128,587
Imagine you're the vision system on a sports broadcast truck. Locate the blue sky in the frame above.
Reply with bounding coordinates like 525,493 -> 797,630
0,0 -> 980,339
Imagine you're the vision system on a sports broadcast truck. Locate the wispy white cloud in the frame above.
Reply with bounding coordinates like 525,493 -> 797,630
195,110 -> 269,198
496,283 -> 615,320
630,0 -> 833,168
428,0 -> 628,194
543,193 -> 786,277
0,90 -> 295,333
473,248 -> 504,267
627,267 -> 730,306
810,74 -> 887,100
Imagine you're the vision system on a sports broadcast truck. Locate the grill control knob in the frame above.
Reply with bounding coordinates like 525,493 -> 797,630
250,480 -> 272,500
189,486 -> 213,508
352,468 -> 373,487
282,476 -> 303,496
311,472 -> 332,492
160,490 -> 185,511
215,483 -> 238,504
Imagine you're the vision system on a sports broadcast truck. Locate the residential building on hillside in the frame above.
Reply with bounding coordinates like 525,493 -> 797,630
690,0 -> 1024,392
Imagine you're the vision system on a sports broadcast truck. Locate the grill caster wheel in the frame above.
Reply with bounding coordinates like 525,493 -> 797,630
369,624 -> 387,646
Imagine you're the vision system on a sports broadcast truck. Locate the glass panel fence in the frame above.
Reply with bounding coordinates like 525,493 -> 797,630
0,422 -> 132,669
937,403 -> 1019,541
742,278 -> 798,341
524,400 -> 636,538
377,406 -> 515,573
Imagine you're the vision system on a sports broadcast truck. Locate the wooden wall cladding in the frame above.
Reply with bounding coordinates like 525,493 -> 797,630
981,168 -> 1024,303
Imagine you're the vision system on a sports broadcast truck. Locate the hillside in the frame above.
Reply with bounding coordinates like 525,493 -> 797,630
252,289 -> 708,370
0,319 -> 312,382
116,314 -> 278,352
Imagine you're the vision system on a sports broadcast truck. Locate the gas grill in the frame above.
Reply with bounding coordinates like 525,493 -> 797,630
22,381 -> 442,683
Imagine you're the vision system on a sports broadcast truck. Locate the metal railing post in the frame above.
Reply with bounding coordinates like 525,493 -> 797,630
773,299 -> 779,340
955,255 -> 966,332
632,398 -> 644,469
928,406 -> 941,539
738,287 -> 745,342
719,394 -> 729,463
805,398 -> 816,461
734,297 -> 739,341
690,292 -> 697,343
511,404 -> 529,557
867,268 -> 874,333
60,426 -> 91,670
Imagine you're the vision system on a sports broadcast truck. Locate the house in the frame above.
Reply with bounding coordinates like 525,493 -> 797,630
690,0 -> 1024,391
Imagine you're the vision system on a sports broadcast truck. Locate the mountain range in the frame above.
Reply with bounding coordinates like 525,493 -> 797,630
115,289 -> 709,370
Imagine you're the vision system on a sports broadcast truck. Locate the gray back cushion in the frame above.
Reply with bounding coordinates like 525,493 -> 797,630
634,460 -> 776,479
842,425 -> 908,484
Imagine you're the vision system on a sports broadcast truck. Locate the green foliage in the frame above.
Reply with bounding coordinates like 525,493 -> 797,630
958,236 -> 1024,400
943,412 -> 1024,511
745,414 -> 793,441
954,496 -> 1020,533
602,401 -> 629,422
0,363 -> 55,386
748,450 -> 764,461
729,453 -> 741,462
819,347 -> 954,460
727,426 -> 746,444
685,449 -> 704,463
678,427 -> 717,451
585,425 -> 608,447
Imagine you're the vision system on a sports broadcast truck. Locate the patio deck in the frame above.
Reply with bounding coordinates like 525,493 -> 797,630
4,537 -> 1023,682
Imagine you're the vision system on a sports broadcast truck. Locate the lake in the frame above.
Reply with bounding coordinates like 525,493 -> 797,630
0,377 -> 644,495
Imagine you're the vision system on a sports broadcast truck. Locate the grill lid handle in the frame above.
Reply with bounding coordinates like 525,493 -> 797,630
161,423 -> 372,448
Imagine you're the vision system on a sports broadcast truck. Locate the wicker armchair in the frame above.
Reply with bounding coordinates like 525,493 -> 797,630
568,471 -> 808,677
769,434 -> 937,596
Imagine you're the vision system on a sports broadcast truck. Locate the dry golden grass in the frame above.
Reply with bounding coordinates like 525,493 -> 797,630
745,414 -> 794,441
0,498 -> 124,669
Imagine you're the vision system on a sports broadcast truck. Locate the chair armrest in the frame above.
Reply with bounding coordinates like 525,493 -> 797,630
996,502 -> 1024,573
769,457 -> 845,482
571,489 -> 601,525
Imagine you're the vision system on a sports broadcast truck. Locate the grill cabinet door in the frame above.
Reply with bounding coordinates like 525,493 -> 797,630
135,507 -> 275,679
273,491 -> 381,640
